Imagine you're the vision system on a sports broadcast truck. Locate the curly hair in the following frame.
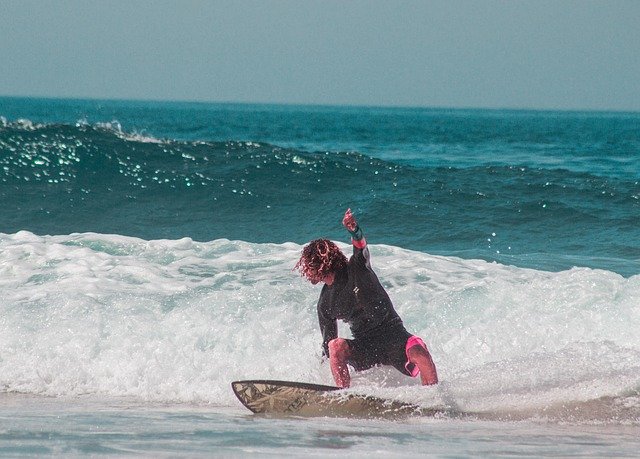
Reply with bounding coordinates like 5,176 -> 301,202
294,239 -> 348,281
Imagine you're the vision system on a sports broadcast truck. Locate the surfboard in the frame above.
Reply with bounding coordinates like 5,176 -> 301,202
231,379 -> 423,417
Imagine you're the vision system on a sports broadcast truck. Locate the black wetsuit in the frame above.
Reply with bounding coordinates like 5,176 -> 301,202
317,243 -> 414,375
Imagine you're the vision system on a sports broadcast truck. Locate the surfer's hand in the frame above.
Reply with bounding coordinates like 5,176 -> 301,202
342,208 -> 358,232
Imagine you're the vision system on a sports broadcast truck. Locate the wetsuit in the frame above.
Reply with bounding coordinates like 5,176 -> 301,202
317,227 -> 418,376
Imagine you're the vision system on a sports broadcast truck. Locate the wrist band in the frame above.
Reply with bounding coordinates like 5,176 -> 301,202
348,225 -> 364,240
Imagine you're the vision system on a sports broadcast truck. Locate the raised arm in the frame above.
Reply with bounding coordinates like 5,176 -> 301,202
342,208 -> 366,249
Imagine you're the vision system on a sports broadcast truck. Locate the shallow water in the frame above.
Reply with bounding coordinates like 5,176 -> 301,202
2,395 -> 639,458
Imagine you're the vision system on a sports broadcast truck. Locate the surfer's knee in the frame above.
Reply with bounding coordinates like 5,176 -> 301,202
328,338 -> 350,360
407,343 -> 429,361
407,344 -> 438,385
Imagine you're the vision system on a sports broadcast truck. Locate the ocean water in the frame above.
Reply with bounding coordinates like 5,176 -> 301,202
1,97 -> 639,457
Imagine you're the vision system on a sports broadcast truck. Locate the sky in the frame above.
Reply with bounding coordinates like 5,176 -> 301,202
1,0 -> 639,111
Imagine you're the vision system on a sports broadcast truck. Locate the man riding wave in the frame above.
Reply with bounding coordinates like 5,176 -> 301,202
295,209 -> 438,388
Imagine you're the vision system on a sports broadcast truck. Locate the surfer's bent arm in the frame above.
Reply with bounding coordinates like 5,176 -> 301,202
318,306 -> 337,358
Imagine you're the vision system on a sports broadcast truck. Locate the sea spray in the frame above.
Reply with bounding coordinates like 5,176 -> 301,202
1,232 -> 638,419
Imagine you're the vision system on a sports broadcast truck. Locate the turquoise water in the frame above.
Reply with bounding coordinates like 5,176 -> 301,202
1,98 -> 639,456
2,97 -> 638,275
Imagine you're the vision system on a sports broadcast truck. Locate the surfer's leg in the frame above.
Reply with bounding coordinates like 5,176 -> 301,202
328,338 -> 352,388
406,338 -> 438,386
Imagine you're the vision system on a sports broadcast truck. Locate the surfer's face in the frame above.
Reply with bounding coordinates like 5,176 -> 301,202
322,272 -> 335,286
308,269 -> 334,286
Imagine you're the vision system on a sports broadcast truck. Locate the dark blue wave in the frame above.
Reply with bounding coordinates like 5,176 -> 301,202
1,119 -> 638,275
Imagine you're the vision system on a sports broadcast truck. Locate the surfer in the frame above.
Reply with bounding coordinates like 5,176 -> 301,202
295,209 -> 438,388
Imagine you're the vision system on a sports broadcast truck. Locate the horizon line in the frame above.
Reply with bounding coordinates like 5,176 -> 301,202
1,93 -> 639,116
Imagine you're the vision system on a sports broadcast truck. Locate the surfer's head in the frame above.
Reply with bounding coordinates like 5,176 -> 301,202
295,239 -> 347,285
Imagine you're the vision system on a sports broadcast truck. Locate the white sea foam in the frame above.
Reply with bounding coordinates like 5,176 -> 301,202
1,116 -> 165,144
94,120 -> 165,144
0,232 -> 638,418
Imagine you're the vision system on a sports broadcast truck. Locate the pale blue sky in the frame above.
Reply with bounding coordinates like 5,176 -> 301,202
2,0 -> 639,111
